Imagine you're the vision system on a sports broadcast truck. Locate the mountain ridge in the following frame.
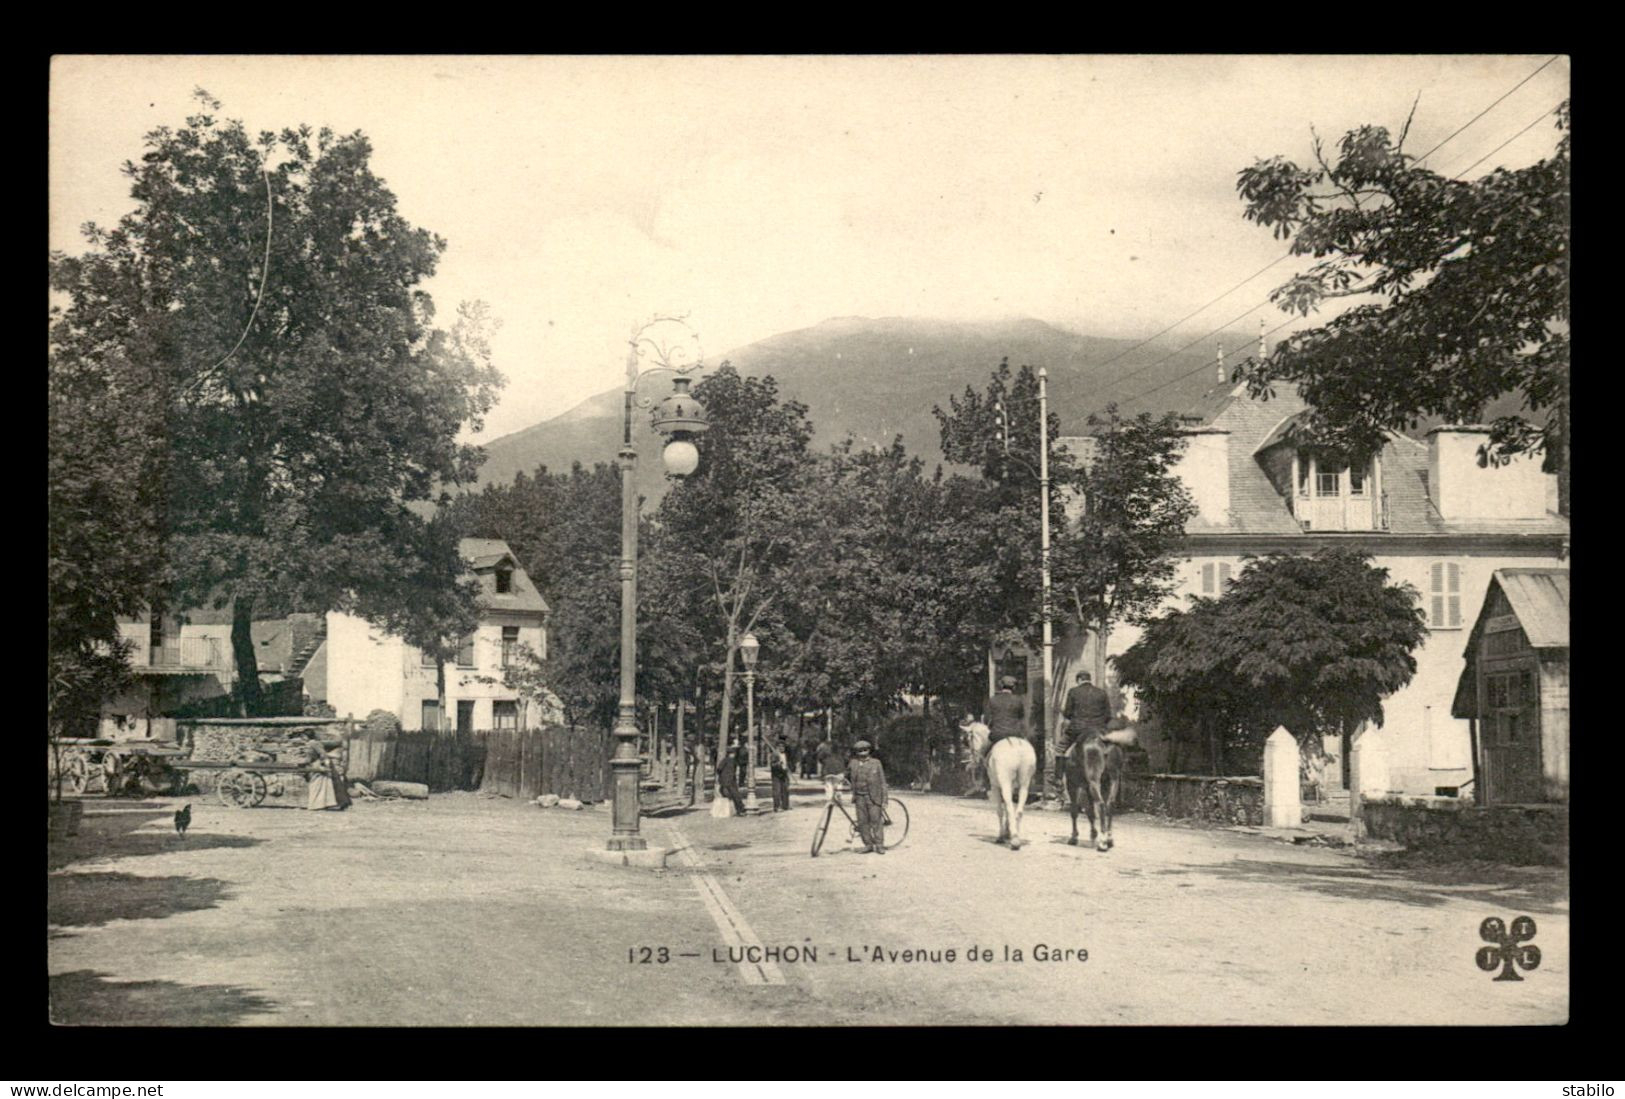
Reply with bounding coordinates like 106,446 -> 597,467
469,315 -> 1231,497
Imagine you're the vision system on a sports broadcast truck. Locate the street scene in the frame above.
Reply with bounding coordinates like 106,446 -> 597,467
49,783 -> 1567,1026
49,55 -> 1569,1029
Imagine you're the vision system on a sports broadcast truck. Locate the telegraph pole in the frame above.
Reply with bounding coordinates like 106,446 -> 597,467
1038,366 -> 1056,805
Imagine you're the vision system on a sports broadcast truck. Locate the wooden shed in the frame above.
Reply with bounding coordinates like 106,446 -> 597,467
1452,568 -> 1569,805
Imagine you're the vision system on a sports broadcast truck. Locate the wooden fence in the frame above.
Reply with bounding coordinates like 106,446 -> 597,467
345,725 -> 610,802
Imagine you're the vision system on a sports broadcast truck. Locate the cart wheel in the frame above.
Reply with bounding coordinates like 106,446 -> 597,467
217,769 -> 267,809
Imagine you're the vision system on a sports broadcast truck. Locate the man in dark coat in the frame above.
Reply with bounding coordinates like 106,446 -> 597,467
845,740 -> 889,854
979,675 -> 1027,766
768,737 -> 792,812
1061,670 -> 1113,756
717,741 -> 747,816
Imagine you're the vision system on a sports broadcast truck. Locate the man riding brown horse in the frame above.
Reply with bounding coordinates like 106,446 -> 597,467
1059,671 -> 1129,851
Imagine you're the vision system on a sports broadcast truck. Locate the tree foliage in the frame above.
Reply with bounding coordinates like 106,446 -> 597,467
649,365 -> 821,762
48,91 -> 504,713
1235,102 -> 1570,509
1057,404 -> 1196,679
932,359 -> 1080,649
1115,549 -> 1428,773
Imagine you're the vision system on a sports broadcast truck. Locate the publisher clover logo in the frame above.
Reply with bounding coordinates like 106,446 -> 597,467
1476,916 -> 1540,982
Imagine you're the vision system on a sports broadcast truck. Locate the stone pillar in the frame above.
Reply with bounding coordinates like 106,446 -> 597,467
1263,726 -> 1301,828
1349,726 -> 1389,838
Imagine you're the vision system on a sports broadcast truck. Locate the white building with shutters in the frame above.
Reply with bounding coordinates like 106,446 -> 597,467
311,539 -> 554,732
1058,377 -> 1567,801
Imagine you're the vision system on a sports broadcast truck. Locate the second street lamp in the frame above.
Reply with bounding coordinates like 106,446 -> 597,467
740,631 -> 760,813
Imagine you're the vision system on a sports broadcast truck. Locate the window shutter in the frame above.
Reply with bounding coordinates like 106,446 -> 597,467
1202,563 -> 1215,594
1446,563 -> 1461,628
1219,563 -> 1232,590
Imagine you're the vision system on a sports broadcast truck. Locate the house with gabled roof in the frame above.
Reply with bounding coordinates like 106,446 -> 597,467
1058,372 -> 1567,802
309,538 -> 553,732
1452,568 -> 1569,805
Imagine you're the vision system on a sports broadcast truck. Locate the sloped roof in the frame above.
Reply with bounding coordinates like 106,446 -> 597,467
1191,381 -> 1303,535
1181,382 -> 1568,538
1492,568 -> 1570,649
459,537 -> 520,569
459,537 -> 549,616
1452,567 -> 1569,717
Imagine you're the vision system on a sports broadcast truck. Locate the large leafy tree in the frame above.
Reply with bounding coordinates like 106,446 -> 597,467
932,359 -> 1081,714
761,439 -> 938,732
49,92 -> 503,713
1057,404 -> 1197,684
48,346 -> 163,742
1235,101 -> 1570,512
1116,549 -> 1427,774
647,365 -> 821,781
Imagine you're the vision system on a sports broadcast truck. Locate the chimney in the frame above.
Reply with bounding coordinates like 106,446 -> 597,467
1427,426 -> 1553,520
1215,342 -> 1225,384
1172,428 -> 1231,524
1258,318 -> 1267,362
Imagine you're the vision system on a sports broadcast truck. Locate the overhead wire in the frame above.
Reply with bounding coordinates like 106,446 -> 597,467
1074,55 -> 1563,391
1081,79 -> 1566,415
184,160 -> 275,397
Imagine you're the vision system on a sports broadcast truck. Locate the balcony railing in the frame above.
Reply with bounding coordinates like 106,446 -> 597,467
114,627 -> 229,671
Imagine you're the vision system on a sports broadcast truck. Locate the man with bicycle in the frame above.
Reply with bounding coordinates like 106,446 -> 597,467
846,740 -> 888,855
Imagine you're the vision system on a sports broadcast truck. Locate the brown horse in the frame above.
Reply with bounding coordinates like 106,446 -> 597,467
1064,729 -> 1135,851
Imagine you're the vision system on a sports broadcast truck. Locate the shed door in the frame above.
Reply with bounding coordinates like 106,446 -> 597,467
1484,668 -> 1542,803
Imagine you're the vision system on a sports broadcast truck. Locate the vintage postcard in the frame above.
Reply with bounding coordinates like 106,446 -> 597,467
47,54 -> 1569,1028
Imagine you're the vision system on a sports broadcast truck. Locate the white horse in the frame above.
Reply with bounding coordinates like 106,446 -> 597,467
961,719 -> 1039,851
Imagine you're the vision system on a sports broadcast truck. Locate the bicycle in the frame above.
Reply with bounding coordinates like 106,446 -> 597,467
810,782 -> 909,856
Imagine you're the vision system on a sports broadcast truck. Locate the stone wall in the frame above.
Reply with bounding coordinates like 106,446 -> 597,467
1359,796 -> 1567,865
177,719 -> 346,804
1120,773 -> 1264,827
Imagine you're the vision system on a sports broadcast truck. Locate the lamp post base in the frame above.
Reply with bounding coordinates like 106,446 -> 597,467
587,844 -> 671,869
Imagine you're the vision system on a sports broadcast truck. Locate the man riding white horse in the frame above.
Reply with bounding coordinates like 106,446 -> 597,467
965,676 -> 1039,850
979,675 -> 1026,769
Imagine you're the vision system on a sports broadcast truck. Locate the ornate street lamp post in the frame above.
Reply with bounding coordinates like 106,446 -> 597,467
605,316 -> 707,853
740,631 -> 760,813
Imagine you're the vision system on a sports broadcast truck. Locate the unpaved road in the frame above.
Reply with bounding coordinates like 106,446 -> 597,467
48,787 -> 1568,1026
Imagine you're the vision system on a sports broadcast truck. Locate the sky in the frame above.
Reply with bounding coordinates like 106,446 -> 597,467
49,55 -> 1570,442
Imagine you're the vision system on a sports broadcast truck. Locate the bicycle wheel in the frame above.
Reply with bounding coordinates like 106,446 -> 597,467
882,797 -> 910,849
811,802 -> 835,857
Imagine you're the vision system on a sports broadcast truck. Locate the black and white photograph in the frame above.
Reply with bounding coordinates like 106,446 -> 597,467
47,54 -> 1570,1029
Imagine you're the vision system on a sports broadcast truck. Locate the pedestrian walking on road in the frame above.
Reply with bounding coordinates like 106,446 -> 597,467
817,737 -> 847,802
717,741 -> 747,816
846,740 -> 888,854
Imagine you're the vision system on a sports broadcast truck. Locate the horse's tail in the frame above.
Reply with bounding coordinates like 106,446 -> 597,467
1102,727 -> 1138,747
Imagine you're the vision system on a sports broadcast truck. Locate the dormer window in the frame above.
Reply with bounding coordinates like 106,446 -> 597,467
1293,449 -> 1381,531
495,566 -> 513,594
